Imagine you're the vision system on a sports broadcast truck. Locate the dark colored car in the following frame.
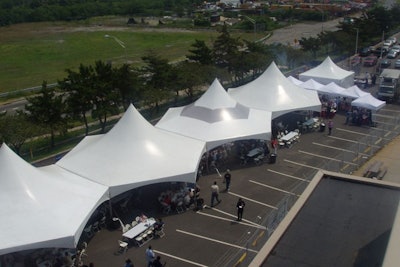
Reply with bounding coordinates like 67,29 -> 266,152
364,56 -> 378,66
372,46 -> 388,56
395,59 -> 400,68
359,47 -> 371,57
350,56 -> 362,66
380,59 -> 391,68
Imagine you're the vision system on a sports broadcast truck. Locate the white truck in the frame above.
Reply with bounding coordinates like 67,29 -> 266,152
378,69 -> 400,102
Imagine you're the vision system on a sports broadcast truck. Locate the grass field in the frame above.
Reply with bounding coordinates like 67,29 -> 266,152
0,17 -> 260,94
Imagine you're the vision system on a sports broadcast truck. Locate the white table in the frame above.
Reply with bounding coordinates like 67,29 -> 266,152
247,148 -> 263,158
281,132 -> 298,142
122,218 -> 156,239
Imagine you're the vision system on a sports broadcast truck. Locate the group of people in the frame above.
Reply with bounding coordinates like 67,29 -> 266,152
209,170 -> 246,221
123,245 -> 164,267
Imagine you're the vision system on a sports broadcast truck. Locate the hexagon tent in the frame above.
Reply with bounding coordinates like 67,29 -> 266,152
56,104 -> 206,198
227,62 -> 321,119
351,93 -> 386,111
299,56 -> 355,87
0,144 -> 109,255
155,78 -> 272,151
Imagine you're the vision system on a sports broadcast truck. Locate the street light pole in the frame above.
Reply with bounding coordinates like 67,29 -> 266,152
355,28 -> 359,55
104,34 -> 128,63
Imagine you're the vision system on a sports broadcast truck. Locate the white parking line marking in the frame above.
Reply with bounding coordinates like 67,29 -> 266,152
249,179 -> 299,196
312,142 -> 368,155
336,128 -> 369,135
298,150 -> 358,166
267,169 -> 309,182
154,249 -> 208,267
196,210 -> 266,229
284,159 -> 320,170
176,229 -> 259,253
228,192 -> 278,210
327,135 -> 380,148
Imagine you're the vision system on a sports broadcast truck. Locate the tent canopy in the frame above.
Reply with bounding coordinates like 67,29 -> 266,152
156,78 -> 272,150
0,144 -> 108,255
340,85 -> 369,99
351,93 -> 386,111
57,104 -> 206,198
317,82 -> 346,96
287,75 -> 303,86
299,56 -> 355,87
298,78 -> 325,91
227,62 -> 321,119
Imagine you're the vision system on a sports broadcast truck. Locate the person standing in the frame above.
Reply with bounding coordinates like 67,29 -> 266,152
210,181 -> 221,207
145,246 -> 155,267
152,256 -> 164,267
124,259 -> 134,267
236,198 -> 245,221
224,169 -> 231,191
328,120 -> 333,135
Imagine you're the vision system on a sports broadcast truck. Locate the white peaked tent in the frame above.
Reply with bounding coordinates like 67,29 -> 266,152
227,62 -> 321,119
156,78 -> 272,151
57,104 -> 206,198
287,75 -> 303,86
298,78 -> 325,91
299,56 -> 355,87
351,93 -> 386,111
340,85 -> 369,99
317,82 -> 346,96
0,144 -> 108,255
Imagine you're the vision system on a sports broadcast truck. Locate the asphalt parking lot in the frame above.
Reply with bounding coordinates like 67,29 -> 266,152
82,100 -> 400,267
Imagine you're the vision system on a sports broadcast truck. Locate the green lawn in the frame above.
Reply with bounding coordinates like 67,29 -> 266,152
0,18 -> 259,94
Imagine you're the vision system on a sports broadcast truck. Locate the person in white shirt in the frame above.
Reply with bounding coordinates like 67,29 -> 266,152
210,181 -> 221,207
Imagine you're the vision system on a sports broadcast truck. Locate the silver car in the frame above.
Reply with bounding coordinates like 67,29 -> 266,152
387,49 -> 398,59
395,59 -> 400,68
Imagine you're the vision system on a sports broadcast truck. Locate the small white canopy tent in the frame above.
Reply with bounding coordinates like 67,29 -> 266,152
317,82 -> 346,96
351,94 -> 386,111
298,79 -> 325,91
57,104 -> 206,198
340,85 -> 369,99
0,144 -> 109,255
156,78 -> 272,151
287,76 -> 303,86
299,56 -> 355,87
227,62 -> 321,119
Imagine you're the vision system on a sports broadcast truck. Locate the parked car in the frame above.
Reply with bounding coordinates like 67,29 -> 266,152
364,56 -> 378,66
351,56 -> 362,66
380,59 -> 391,68
395,59 -> 400,68
384,40 -> 394,47
387,49 -> 398,59
391,45 -> 400,53
359,47 -> 371,57
387,37 -> 397,45
372,46 -> 388,56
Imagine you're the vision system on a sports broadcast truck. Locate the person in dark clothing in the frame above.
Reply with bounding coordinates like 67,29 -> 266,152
236,198 -> 245,221
224,169 -> 231,191
152,256 -> 164,267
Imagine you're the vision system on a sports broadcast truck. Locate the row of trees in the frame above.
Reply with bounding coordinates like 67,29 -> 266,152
1,4 -> 400,158
0,0 -> 198,26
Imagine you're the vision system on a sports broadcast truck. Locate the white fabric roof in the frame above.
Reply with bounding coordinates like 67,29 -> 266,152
0,144 -> 109,255
317,82 -> 346,96
287,76 -> 303,86
57,104 -> 206,198
155,78 -> 272,150
299,56 -> 355,87
340,85 -> 369,99
351,93 -> 386,111
227,62 -> 321,119
299,79 -> 325,91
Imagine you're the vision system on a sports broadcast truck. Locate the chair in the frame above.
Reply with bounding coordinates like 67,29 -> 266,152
135,235 -> 144,247
155,225 -> 165,238
83,225 -> 93,239
175,200 -> 185,213
118,240 -> 128,254
99,216 -> 107,229
131,221 -> 138,228
92,221 -> 100,232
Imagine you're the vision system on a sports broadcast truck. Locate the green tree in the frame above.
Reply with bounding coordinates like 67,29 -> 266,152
186,39 -> 213,65
91,60 -> 121,133
299,36 -> 321,59
0,112 -> 41,155
212,24 -> 242,73
25,81 -> 67,148
59,64 -> 95,136
140,53 -> 174,114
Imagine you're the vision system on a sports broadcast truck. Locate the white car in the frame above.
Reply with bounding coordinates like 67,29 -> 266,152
391,45 -> 400,53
